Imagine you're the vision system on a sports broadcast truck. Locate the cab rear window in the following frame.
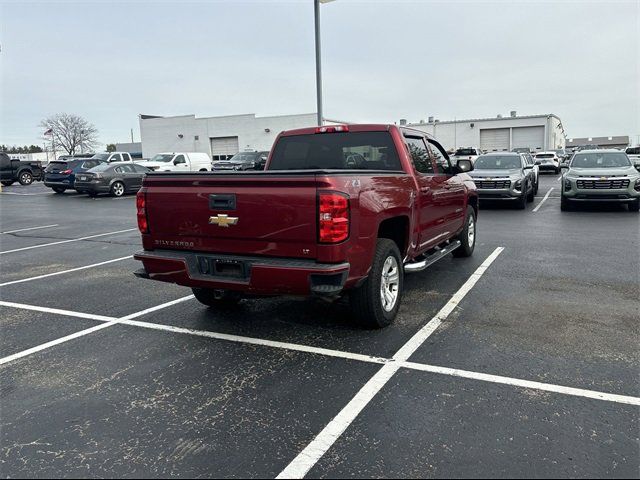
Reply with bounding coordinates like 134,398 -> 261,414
269,132 -> 402,171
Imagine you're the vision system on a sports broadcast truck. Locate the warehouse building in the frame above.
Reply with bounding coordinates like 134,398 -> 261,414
566,136 -> 629,150
405,112 -> 566,152
139,112 -> 318,160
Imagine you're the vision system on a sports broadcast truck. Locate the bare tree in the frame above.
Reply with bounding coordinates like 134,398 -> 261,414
39,113 -> 99,155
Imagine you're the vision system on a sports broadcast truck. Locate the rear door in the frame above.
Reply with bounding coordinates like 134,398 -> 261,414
403,135 -> 440,250
428,140 -> 466,236
144,174 -> 319,259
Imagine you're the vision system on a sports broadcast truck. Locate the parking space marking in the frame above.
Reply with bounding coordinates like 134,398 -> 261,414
2,292 -> 638,407
0,255 -> 133,287
277,247 -> 505,479
532,187 -> 555,212
400,362 -> 640,407
0,228 -> 136,255
0,224 -> 59,234
0,295 -> 193,366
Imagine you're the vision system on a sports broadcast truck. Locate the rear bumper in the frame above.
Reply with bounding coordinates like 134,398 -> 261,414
74,181 -> 110,193
133,249 -> 350,296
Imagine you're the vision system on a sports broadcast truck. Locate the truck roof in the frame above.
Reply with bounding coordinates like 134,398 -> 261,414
279,124 -> 435,140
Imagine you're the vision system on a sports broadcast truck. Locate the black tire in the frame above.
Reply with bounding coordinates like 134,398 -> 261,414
628,199 -> 640,212
516,188 -> 527,209
18,171 -> 33,185
534,180 -> 539,195
52,187 -> 66,194
452,207 -> 477,258
110,181 -> 125,197
349,238 -> 403,329
560,195 -> 572,211
192,288 -> 241,307
527,183 -> 535,202
1,180 -> 14,187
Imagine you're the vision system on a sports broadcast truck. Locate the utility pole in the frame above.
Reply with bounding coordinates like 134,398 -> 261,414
131,128 -> 134,143
314,0 -> 323,126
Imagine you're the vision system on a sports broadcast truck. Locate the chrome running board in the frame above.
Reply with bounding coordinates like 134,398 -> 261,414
404,240 -> 462,273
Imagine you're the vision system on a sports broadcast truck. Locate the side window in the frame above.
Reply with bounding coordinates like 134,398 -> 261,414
110,154 -> 122,163
133,164 -> 148,173
404,136 -> 434,174
120,164 -> 135,173
428,141 -> 452,174
174,155 -> 186,164
123,153 -> 132,161
114,167 -> 123,174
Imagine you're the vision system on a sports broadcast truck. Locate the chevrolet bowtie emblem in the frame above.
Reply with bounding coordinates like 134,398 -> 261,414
209,214 -> 239,227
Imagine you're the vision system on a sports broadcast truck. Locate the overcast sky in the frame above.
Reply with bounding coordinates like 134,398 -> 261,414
1,0 -> 638,147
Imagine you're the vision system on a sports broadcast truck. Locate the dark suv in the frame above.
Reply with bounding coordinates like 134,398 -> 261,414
44,158 -> 105,194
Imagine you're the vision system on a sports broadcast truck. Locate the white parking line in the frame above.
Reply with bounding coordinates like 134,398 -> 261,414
400,362 -> 640,407
532,187 -> 554,212
277,247 -> 505,479
0,296 -> 194,366
0,192 -> 52,196
0,255 -> 133,287
2,294 -> 637,408
0,228 -> 137,255
1,224 -> 59,234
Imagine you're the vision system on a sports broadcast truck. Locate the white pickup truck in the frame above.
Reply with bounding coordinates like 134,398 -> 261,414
451,147 -> 481,165
138,152 -> 212,172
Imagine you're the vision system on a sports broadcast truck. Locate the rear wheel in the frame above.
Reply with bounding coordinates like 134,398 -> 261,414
18,171 -> 33,185
1,180 -> 14,187
349,238 -> 403,329
628,199 -> 640,212
110,181 -> 125,197
452,207 -> 476,258
52,187 -> 66,194
192,288 -> 242,307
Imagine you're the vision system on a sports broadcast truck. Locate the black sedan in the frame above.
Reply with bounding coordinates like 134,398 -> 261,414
212,151 -> 269,171
74,162 -> 151,197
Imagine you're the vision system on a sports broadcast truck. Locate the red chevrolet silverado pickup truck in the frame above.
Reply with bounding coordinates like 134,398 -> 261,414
134,124 -> 478,328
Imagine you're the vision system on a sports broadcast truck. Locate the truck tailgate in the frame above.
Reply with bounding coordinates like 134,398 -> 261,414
143,174 -> 319,259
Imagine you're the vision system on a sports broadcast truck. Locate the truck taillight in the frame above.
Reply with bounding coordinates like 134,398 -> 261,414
315,125 -> 349,134
136,189 -> 149,234
61,169 -> 72,175
318,192 -> 349,243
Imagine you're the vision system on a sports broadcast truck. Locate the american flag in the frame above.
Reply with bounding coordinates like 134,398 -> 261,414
44,128 -> 53,136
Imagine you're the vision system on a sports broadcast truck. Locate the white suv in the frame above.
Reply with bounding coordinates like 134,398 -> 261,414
534,151 -> 560,174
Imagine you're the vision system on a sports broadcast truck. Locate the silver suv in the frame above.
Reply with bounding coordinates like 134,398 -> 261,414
561,149 -> 640,212
469,152 -> 536,209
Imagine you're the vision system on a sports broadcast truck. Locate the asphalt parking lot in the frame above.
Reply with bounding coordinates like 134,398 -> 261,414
1,176 -> 638,478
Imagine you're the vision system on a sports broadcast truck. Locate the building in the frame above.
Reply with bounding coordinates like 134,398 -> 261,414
566,136 -> 629,150
139,112 -> 319,160
114,142 -> 143,158
405,112 -> 566,152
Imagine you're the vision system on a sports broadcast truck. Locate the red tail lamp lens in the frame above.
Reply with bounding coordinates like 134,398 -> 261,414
319,193 -> 349,243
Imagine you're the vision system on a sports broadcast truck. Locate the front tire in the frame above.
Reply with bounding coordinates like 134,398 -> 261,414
349,239 -> 403,329
192,288 -> 241,307
452,207 -> 476,258
560,195 -> 572,211
110,181 -> 125,197
516,188 -> 527,209
628,199 -> 640,212
18,171 -> 33,185
52,187 -> 66,194
1,180 -> 14,187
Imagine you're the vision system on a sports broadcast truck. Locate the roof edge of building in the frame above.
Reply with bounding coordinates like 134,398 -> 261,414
407,113 -> 560,126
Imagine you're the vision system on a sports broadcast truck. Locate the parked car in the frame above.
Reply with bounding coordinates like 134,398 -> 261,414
0,152 -> 44,186
451,147 -> 481,165
43,158 -> 106,194
133,124 -> 478,328
139,152 -> 212,172
522,152 -> 539,194
212,151 -> 270,171
91,152 -> 133,163
469,152 -> 536,208
625,146 -> 640,171
74,162 -> 151,197
534,151 -> 561,174
560,150 -> 640,212
512,147 -> 535,155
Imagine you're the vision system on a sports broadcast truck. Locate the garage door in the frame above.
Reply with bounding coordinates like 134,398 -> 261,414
480,128 -> 510,152
512,126 -> 545,151
210,136 -> 239,161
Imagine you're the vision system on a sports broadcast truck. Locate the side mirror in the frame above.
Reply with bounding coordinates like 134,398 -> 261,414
456,159 -> 473,173
561,164 -> 569,169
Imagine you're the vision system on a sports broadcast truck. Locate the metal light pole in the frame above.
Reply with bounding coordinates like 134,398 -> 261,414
314,0 -> 336,126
